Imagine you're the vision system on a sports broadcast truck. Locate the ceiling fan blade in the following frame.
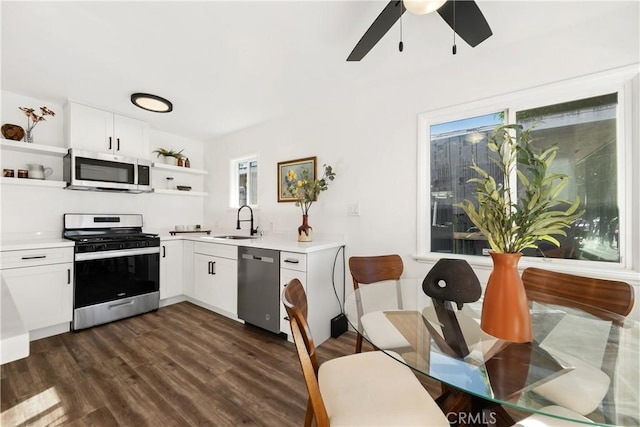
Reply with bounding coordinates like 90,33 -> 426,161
347,1 -> 405,62
437,0 -> 492,47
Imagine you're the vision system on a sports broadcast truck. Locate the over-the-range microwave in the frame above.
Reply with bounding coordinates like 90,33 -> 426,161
64,149 -> 152,193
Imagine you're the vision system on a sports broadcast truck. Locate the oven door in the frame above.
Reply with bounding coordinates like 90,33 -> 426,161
74,247 -> 160,309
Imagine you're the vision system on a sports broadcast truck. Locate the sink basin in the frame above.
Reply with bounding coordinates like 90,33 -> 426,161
212,235 -> 256,240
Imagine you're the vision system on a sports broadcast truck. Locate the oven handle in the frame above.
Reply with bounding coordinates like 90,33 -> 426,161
75,246 -> 160,261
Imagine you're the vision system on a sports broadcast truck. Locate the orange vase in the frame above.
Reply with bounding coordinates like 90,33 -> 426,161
480,252 -> 532,343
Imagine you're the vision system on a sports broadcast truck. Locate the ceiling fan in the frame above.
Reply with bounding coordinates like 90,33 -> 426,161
347,0 -> 492,61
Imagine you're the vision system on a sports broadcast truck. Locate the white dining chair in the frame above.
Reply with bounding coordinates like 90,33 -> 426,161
282,278 -> 450,427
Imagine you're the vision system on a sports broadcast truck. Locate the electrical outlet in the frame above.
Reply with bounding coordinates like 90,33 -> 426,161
347,203 -> 360,216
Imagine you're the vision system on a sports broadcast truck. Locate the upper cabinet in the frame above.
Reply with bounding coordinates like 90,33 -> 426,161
65,102 -> 149,158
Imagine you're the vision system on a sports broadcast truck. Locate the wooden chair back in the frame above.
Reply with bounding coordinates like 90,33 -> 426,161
349,254 -> 404,290
522,267 -> 634,324
522,267 -> 634,424
348,254 -> 404,353
282,279 -> 329,427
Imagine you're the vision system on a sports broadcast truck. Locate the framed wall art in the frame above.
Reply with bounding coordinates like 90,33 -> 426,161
277,156 -> 316,202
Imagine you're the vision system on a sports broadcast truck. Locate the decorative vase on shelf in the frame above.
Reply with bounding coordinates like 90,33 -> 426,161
298,215 -> 313,242
24,129 -> 33,143
164,156 -> 177,166
480,252 -> 532,343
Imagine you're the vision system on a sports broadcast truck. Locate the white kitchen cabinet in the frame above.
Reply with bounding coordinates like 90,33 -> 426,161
279,248 -> 343,345
280,252 -> 307,338
0,247 -> 73,335
65,102 -> 149,158
192,242 -> 238,318
182,240 -> 195,298
160,240 -> 183,300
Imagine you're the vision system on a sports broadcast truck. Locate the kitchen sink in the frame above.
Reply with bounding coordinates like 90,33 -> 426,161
212,235 -> 256,240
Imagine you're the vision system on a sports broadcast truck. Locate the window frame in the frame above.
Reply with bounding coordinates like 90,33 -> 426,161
229,154 -> 258,209
416,66 -> 639,281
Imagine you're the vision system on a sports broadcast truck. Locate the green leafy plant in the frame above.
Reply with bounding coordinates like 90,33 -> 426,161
285,164 -> 336,215
455,124 -> 584,254
152,148 -> 184,159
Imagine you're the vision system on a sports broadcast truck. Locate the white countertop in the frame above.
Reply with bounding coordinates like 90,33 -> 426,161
160,231 -> 345,254
0,234 -> 74,252
0,231 -> 344,254
1,279 -> 29,364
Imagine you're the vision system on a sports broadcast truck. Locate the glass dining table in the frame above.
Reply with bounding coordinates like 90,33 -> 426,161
344,279 -> 639,427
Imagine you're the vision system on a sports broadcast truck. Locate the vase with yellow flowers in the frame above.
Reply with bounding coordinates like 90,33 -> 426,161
19,106 -> 55,143
285,164 -> 336,242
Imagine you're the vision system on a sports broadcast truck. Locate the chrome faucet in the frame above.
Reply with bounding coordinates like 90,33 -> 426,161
236,205 -> 258,236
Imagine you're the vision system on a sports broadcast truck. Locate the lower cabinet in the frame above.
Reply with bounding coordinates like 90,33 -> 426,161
0,247 -> 73,333
160,240 -> 183,300
280,253 -> 307,339
280,248 -> 343,345
192,243 -> 238,318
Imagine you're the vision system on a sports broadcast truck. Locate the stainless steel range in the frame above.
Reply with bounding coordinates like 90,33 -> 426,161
63,214 -> 160,330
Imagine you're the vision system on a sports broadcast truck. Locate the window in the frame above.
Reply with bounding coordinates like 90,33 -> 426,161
516,94 -> 619,262
429,112 -> 505,255
417,67 -> 638,273
230,156 -> 258,208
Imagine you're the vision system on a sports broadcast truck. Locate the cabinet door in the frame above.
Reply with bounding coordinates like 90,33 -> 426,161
113,114 -> 148,158
182,241 -> 195,298
193,253 -> 215,306
280,268 -> 306,338
2,263 -> 73,331
210,256 -> 238,317
67,103 -> 114,153
193,254 -> 238,317
160,241 -> 183,300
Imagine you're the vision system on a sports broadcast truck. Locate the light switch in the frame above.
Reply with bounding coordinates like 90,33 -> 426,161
348,203 -> 360,216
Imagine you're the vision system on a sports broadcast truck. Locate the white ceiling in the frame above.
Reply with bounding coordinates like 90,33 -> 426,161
2,1 -> 638,142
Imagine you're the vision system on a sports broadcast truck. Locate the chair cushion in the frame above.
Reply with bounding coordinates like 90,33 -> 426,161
318,351 -> 449,427
513,405 -> 594,426
361,311 -> 411,349
532,350 -> 610,415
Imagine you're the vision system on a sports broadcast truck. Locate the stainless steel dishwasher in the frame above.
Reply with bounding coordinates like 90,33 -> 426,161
237,246 -> 281,334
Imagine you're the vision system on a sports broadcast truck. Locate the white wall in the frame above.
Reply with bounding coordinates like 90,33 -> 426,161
203,6 -> 640,317
1,91 -> 206,236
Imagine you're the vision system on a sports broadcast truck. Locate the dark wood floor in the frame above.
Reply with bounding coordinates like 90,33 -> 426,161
1,302 -> 404,426
1,302 -> 525,426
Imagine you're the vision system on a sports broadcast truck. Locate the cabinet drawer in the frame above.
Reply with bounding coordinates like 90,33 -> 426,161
193,242 -> 237,260
0,247 -> 74,270
280,252 -> 307,272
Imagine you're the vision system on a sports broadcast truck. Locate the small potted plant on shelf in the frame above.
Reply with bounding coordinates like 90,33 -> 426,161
455,124 -> 584,343
152,148 -> 184,165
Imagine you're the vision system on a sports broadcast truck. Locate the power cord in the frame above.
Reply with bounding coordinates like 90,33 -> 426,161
330,245 -> 348,339
331,245 -> 346,313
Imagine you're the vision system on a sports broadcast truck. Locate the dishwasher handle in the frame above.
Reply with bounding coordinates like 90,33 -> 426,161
241,253 -> 274,263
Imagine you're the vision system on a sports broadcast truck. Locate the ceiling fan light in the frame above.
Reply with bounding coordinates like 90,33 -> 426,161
131,93 -> 173,113
403,0 -> 447,15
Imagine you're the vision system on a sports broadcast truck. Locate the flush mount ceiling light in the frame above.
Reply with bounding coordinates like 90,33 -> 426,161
403,0 -> 446,15
130,93 -> 173,113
